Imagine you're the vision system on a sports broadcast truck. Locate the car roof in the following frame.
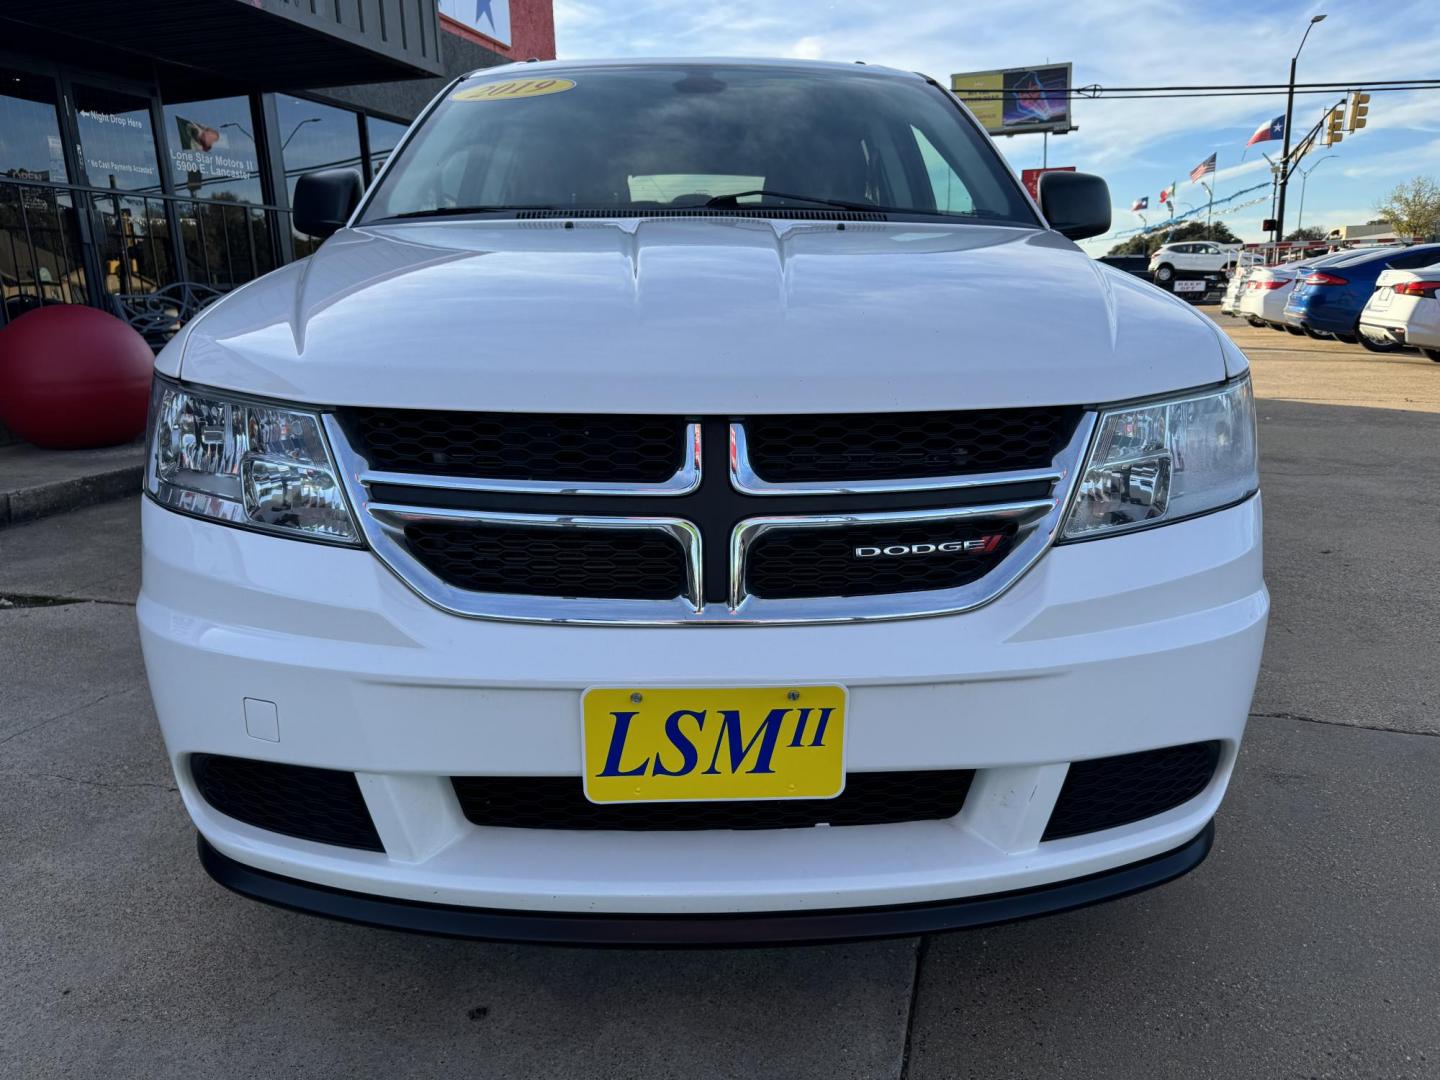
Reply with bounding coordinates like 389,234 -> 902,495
1328,243 -> 1440,267
1298,249 -> 1365,267
463,57 -> 925,83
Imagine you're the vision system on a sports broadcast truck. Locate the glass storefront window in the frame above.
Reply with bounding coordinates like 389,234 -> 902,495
162,95 -> 263,203
276,95 -> 362,200
73,83 -> 162,192
276,95 -> 362,256
0,67 -> 70,184
0,185 -> 88,326
365,116 -> 409,179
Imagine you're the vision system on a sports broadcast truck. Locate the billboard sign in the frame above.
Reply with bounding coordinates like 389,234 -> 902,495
438,0 -> 511,47
951,63 -> 1074,136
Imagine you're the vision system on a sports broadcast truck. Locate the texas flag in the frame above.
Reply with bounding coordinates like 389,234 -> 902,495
1248,115 -> 1286,147
1131,196 -> 1149,212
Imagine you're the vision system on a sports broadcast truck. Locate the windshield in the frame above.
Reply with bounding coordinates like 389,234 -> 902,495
359,65 -> 1038,225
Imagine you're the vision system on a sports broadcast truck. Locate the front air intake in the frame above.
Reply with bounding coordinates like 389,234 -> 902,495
1043,742 -> 1221,841
191,754 -> 383,852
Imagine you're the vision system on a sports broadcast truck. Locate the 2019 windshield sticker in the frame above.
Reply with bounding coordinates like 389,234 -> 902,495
452,78 -> 576,102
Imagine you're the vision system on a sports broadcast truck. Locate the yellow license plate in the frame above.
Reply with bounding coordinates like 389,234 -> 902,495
581,686 -> 847,804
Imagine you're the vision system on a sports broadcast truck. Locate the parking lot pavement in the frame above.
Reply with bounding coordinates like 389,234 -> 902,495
2,319 -> 1437,1079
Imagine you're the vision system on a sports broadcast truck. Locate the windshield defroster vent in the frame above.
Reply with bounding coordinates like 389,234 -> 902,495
513,208 -> 890,222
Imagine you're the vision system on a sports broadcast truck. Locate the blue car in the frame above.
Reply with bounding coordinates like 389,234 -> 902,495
1284,243 -> 1440,348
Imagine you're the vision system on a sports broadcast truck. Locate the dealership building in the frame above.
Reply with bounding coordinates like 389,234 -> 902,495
0,0 -> 556,329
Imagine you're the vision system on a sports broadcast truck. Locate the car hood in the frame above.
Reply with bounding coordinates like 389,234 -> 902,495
170,219 -> 1228,413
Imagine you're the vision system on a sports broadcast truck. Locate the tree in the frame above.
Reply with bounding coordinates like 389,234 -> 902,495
1284,226 -> 1326,242
1374,176 -> 1440,241
1104,219 -> 1239,258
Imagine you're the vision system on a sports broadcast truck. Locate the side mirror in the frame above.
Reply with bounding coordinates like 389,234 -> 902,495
1038,171 -> 1111,242
293,168 -> 364,240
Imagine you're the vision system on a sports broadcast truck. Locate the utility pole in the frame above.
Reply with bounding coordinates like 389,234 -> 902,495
1274,13 -> 1326,244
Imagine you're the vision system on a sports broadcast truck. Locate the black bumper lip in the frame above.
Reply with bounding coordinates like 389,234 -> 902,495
196,821 -> 1214,947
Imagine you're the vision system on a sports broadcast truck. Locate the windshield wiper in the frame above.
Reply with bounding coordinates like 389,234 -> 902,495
704,189 -> 888,212
377,205 -> 560,221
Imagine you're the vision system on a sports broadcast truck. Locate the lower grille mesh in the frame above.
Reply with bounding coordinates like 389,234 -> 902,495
404,522 -> 688,600
1043,741 -> 1221,841
191,754 -> 383,852
451,771 -> 975,831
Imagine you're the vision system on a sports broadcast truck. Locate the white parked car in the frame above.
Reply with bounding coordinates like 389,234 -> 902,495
138,59 -> 1266,944
1237,266 -> 1298,328
1358,263 -> 1440,361
1148,241 -> 1243,282
1220,265 -> 1255,315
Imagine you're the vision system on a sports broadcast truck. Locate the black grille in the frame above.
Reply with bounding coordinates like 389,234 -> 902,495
451,770 -> 974,831
1043,742 -> 1221,842
746,520 -> 1018,600
405,521 -> 687,600
190,754 -> 383,852
343,408 -> 685,482
744,407 -> 1080,482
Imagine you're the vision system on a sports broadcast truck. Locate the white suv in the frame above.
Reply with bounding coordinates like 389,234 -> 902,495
1149,241 -> 1242,282
139,59 -> 1266,945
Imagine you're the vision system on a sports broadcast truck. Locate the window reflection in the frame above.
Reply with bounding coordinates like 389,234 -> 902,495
276,94 -> 363,198
0,185 -> 88,324
73,84 -> 162,192
366,116 -> 409,179
0,67 -> 69,183
277,95 -> 362,256
0,72 -> 86,325
162,96 -> 263,203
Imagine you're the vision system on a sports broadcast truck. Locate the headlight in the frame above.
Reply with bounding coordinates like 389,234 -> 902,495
1061,377 -> 1257,540
145,378 -> 359,544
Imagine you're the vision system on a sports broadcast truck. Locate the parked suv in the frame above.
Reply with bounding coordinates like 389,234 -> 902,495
1148,241 -> 1243,282
139,59 -> 1266,945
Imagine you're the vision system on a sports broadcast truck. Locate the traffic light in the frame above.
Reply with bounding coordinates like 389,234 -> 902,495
1323,106 -> 1345,146
1348,91 -> 1371,131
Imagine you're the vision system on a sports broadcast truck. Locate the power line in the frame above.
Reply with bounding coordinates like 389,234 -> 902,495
954,79 -> 1440,101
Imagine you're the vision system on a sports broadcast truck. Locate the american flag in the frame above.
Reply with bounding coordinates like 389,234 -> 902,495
1190,153 -> 1217,183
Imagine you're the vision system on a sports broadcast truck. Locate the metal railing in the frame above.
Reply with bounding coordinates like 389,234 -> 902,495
0,175 -> 291,329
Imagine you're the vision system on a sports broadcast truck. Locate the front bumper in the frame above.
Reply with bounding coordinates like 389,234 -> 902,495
138,494 -> 1267,924
199,822 -> 1215,945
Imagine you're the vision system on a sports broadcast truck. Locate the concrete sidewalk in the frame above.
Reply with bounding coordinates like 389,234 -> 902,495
0,440 -> 143,528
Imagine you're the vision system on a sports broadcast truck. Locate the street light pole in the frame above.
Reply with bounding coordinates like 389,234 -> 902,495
1296,154 -> 1335,233
282,117 -> 322,151
1274,13 -> 1326,244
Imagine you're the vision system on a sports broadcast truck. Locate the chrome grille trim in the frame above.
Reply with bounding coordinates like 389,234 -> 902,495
729,422 -> 1065,495
356,422 -> 701,496
324,411 -> 1098,626
365,504 -> 704,623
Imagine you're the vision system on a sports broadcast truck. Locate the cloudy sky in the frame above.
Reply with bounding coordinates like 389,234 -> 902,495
553,0 -> 1440,252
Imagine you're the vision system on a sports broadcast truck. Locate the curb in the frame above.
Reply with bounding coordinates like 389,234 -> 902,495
0,463 -> 143,528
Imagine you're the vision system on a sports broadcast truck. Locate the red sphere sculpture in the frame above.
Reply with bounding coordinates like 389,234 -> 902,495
0,305 -> 153,450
